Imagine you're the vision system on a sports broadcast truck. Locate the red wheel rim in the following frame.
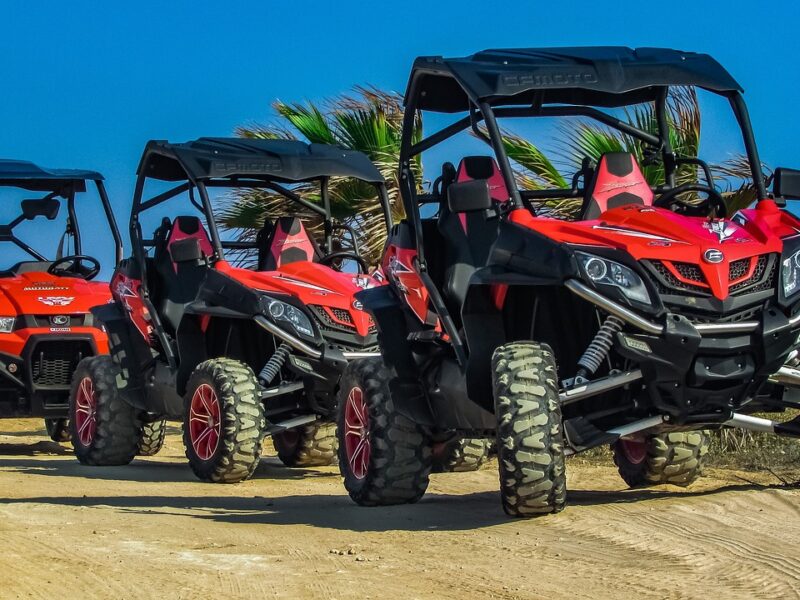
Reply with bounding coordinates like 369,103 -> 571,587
189,383 -> 221,461
343,386 -> 370,480
619,437 -> 648,465
74,376 -> 97,446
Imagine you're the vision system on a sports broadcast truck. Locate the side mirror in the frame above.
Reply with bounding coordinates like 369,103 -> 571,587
169,238 -> 205,264
447,180 -> 492,213
21,198 -> 60,220
773,168 -> 800,200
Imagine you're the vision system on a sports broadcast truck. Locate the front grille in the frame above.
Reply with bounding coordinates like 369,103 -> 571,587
330,308 -> 354,325
645,254 -> 777,299
309,305 -> 377,336
646,261 -> 709,296
728,258 -> 750,281
309,305 -> 357,334
673,262 -> 705,284
30,341 -> 91,387
729,254 -> 776,296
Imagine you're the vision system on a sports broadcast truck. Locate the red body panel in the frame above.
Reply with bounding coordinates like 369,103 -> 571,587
509,200 -> 799,300
0,272 -> 111,357
110,271 -> 153,343
215,261 -> 380,337
382,242 -> 441,329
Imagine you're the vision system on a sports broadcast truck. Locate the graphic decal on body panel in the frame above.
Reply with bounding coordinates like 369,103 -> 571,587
37,296 -> 74,307
591,225 -> 686,244
270,274 -> 341,295
704,220 -> 738,243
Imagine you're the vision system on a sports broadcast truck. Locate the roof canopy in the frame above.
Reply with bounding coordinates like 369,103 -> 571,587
137,138 -> 385,184
0,159 -> 103,192
407,47 -> 743,112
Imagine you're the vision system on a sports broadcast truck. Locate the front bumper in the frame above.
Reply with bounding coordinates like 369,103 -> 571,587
0,332 -> 99,418
566,279 -> 800,418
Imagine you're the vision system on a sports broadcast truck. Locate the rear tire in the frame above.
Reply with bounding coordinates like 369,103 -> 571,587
432,438 -> 490,473
612,430 -> 710,488
183,359 -> 266,483
45,418 -> 70,443
493,342 -> 567,518
336,358 -> 432,506
137,419 -> 167,456
273,421 -> 338,467
69,356 -> 141,466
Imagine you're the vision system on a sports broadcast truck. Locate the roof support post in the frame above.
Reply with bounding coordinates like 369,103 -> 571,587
479,102 -> 523,208
730,92 -> 768,200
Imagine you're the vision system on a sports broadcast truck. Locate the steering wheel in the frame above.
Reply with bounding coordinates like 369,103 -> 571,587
654,183 -> 727,218
47,255 -> 101,280
319,252 -> 368,274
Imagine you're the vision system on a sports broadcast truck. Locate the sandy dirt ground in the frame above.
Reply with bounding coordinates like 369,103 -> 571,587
0,419 -> 798,600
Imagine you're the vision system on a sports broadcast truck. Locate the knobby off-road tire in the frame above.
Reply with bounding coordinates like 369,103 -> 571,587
183,359 -> 266,483
613,430 -> 710,488
336,358 -> 432,506
273,421 -> 338,467
69,356 -> 141,466
137,419 -> 167,456
432,437 -> 491,473
493,342 -> 567,518
45,418 -> 70,443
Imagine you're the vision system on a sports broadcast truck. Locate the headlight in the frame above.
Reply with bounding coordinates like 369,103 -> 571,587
264,298 -> 314,338
0,317 -> 14,333
781,249 -> 800,298
576,252 -> 650,304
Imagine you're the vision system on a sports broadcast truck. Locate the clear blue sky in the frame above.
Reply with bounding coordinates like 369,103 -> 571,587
1,0 -> 799,269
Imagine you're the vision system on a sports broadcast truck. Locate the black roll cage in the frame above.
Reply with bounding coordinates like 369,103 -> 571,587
129,161 -> 393,311
398,75 -> 768,367
0,179 -> 122,265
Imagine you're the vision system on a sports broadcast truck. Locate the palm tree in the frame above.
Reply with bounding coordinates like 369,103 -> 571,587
219,86 -> 422,264
501,87 -> 761,218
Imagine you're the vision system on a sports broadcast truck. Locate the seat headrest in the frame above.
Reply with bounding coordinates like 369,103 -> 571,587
166,215 -> 213,258
260,216 -> 318,271
581,153 -> 654,220
456,156 -> 510,203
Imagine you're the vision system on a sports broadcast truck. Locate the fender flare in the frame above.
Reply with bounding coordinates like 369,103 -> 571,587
356,286 -> 436,427
90,303 -> 151,410
461,266 -> 573,408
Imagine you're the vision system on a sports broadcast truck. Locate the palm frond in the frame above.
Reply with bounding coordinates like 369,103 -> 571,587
500,131 -> 568,189
274,101 -> 338,145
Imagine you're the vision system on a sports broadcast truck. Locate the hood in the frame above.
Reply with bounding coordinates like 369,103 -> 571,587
218,261 -> 382,338
511,201 -> 800,300
0,271 -> 112,317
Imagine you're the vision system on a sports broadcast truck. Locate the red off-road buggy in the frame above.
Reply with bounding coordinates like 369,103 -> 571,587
336,47 -> 800,516
70,138 -> 390,482
0,160 -> 122,441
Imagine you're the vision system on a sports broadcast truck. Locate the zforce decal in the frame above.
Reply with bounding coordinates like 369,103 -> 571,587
37,296 -> 74,307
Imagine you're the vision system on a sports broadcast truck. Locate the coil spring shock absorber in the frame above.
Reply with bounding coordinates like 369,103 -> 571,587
576,315 -> 624,381
258,343 -> 291,385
